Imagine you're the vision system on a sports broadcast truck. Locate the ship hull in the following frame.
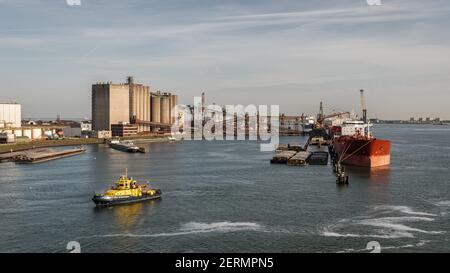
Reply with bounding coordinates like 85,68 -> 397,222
92,194 -> 161,206
333,137 -> 391,168
109,143 -> 140,153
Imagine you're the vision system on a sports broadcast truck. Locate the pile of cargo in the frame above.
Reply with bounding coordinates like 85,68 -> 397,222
270,150 -> 298,164
287,151 -> 312,166
271,141 -> 331,166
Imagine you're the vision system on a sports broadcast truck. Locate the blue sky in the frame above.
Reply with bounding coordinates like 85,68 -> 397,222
1,0 -> 450,119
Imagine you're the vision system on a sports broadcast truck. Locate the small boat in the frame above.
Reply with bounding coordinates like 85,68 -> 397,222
92,169 -> 161,206
108,140 -> 145,153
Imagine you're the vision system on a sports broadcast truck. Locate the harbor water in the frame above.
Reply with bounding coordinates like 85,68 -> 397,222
0,124 -> 449,253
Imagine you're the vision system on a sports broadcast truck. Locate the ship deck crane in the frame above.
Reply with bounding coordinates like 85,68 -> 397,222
360,89 -> 369,136
317,111 -> 351,126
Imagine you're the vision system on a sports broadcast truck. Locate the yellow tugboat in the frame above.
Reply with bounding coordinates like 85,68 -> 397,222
92,169 -> 161,206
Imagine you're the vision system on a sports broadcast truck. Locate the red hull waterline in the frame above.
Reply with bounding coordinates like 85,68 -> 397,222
334,137 -> 391,168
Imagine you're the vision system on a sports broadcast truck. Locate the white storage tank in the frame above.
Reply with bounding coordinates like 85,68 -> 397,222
23,129 -> 32,139
32,128 -> 42,139
13,129 -> 23,137
7,133 -> 14,143
44,130 -> 53,138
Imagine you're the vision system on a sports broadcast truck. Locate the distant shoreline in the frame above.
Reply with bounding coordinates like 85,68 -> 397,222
0,136 -> 171,154
373,122 -> 449,125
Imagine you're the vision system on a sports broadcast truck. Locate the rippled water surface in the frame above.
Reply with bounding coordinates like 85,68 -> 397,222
0,124 -> 449,252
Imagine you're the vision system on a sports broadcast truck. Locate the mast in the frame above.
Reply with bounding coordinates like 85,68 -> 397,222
317,101 -> 324,126
360,89 -> 369,137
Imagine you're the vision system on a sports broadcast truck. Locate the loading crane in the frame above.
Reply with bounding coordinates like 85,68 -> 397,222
316,106 -> 351,126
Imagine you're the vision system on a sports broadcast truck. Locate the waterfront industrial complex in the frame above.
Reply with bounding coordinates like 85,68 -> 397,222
92,76 -> 178,134
0,76 -> 448,167
0,77 -> 180,146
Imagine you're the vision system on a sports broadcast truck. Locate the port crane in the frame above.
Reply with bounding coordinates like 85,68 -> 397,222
316,101 -> 351,127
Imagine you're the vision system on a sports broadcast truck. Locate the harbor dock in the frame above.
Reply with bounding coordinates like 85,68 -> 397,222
12,148 -> 86,164
0,149 -> 47,163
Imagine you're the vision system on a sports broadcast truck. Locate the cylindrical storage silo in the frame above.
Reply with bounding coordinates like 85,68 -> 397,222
160,96 -> 170,124
44,130 -> 53,138
168,94 -> 172,125
13,129 -> 23,137
170,94 -> 178,124
146,90 -> 151,130
151,95 -> 161,123
23,129 -> 32,139
32,128 -> 42,139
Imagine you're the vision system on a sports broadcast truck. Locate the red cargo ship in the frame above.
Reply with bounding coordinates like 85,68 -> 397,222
332,90 -> 391,168
333,134 -> 391,168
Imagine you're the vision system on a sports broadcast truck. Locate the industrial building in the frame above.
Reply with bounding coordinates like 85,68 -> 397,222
111,123 -> 138,137
92,82 -> 130,131
62,126 -> 82,138
1,126 -> 63,141
92,77 -> 179,134
81,121 -> 92,131
0,101 -> 96,142
0,102 -> 21,128
0,132 -> 14,144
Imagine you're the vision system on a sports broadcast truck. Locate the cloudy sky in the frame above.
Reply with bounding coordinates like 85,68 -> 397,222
1,0 -> 449,119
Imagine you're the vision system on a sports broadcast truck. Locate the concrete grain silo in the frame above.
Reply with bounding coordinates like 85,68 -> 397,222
170,94 -> 179,124
160,95 -> 170,124
151,95 -> 161,124
129,78 -> 151,132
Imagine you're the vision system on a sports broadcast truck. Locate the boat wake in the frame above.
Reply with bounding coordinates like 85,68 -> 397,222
430,200 -> 450,216
322,205 -> 445,240
435,201 -> 450,206
79,221 -> 263,239
180,221 -> 262,233
337,240 -> 431,253
372,205 -> 437,217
